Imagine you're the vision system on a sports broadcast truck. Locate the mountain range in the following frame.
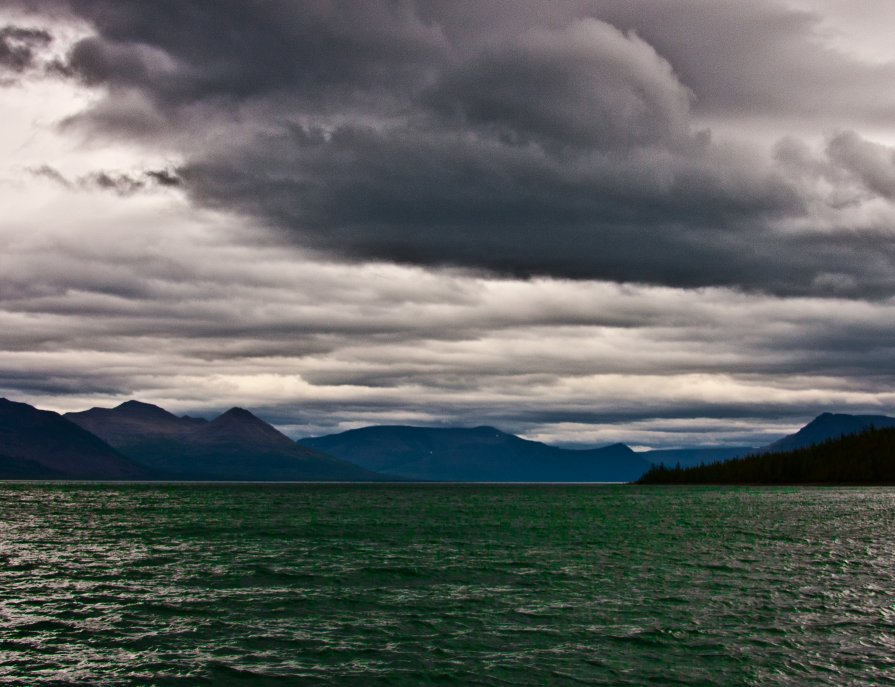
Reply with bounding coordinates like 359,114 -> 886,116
64,400 -> 379,481
300,425 -> 650,482
0,398 -> 152,480
0,396 -> 892,482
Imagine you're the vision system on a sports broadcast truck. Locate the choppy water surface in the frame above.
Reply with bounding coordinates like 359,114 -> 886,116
1,484 -> 895,685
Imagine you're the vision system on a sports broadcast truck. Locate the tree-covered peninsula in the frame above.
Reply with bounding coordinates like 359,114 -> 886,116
637,426 -> 895,484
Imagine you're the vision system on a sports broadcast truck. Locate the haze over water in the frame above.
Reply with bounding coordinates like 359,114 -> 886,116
2,484 -> 894,685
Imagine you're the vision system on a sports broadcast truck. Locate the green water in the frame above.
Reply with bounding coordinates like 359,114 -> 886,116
1,484 -> 894,685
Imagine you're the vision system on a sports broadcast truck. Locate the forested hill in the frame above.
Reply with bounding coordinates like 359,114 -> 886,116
637,426 -> 895,484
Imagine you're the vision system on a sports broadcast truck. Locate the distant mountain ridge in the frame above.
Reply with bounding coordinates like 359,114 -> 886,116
0,398 -> 153,479
2,397 -> 893,482
299,411 -> 895,481
66,401 -> 381,481
300,425 -> 652,482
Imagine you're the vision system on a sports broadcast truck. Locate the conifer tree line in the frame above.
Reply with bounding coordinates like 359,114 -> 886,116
638,427 -> 895,484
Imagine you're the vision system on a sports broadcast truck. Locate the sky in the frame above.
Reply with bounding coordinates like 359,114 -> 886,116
2,1 -> 895,449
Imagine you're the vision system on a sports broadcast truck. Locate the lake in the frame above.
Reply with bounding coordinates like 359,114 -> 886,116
1,483 -> 894,685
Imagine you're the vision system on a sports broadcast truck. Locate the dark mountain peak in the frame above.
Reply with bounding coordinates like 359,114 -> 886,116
117,399 -> 157,410
807,412 -> 849,426
208,407 -> 278,432
200,407 -> 295,448
113,399 -> 178,420
215,407 -> 258,422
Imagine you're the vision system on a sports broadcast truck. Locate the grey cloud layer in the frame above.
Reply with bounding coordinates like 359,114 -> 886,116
1,191 -> 893,446
11,0 -> 895,297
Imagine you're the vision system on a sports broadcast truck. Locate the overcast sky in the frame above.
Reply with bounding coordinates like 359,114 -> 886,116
2,1 -> 895,449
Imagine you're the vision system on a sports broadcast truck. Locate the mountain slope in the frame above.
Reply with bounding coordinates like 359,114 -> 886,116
638,426 -> 895,484
761,413 -> 895,454
0,398 -> 153,479
299,425 -> 651,482
68,401 -> 381,481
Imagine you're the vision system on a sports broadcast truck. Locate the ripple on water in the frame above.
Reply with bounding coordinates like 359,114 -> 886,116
2,484 -> 895,686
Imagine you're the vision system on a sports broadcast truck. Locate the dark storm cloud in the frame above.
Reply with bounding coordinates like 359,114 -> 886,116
426,18 -> 694,151
0,24 -> 50,77
180,123 -> 895,296
14,0 -> 895,297
45,0 -> 447,106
